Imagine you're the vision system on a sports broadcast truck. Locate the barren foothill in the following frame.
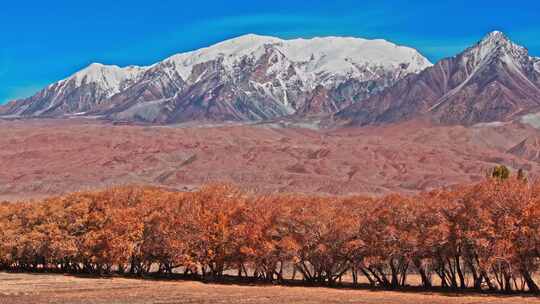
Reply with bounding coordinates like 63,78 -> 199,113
1,118 -> 538,201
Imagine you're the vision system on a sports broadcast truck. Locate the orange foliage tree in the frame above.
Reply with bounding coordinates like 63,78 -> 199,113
1,175 -> 540,293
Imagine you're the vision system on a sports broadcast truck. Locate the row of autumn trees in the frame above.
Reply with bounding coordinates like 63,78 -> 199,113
1,175 -> 540,293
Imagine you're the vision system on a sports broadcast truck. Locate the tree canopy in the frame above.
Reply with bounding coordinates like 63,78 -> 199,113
1,177 -> 540,293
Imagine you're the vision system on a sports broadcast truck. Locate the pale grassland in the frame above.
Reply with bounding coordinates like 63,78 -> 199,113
1,272 -> 539,304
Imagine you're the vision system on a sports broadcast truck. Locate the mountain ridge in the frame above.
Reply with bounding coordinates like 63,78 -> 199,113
334,31 -> 540,126
0,34 -> 431,123
4,31 -> 540,128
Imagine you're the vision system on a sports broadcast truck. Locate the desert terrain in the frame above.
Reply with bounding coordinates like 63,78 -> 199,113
1,118 -> 539,201
1,272 -> 539,304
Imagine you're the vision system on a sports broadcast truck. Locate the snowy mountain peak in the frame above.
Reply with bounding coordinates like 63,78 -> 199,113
483,30 -> 508,41
162,34 -> 432,87
478,31 -> 516,51
223,33 -> 282,45
70,63 -> 145,83
59,62 -> 147,97
1,34 -> 432,122
460,30 -> 531,68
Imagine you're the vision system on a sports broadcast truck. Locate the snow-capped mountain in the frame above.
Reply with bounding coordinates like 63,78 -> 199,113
335,31 -> 540,126
0,63 -> 146,117
162,34 -> 430,89
0,34 -> 431,122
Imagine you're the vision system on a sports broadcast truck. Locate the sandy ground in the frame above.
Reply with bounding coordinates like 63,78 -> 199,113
1,118 -> 539,201
1,272 -> 539,304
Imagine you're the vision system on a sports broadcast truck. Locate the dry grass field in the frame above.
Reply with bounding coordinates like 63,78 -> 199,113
1,272 -> 539,304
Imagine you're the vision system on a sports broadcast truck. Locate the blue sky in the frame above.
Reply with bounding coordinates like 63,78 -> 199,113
1,0 -> 539,103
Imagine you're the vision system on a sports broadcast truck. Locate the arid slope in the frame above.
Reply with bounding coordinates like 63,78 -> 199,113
0,118 -> 538,201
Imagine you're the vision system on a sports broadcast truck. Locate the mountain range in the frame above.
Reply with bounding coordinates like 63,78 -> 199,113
1,31 -> 540,128
334,31 -> 540,126
0,34 -> 431,123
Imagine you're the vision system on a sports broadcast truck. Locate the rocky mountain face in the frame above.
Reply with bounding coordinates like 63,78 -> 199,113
0,64 -> 146,117
0,34 -> 431,123
334,31 -> 540,126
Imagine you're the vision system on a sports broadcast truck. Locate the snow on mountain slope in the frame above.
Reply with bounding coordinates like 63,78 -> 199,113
162,34 -> 431,89
0,63 -> 147,117
163,34 -> 282,81
279,36 -> 430,86
65,63 -> 147,95
0,34 -> 431,122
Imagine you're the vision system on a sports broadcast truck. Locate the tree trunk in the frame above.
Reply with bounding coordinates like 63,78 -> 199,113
359,266 -> 376,286
482,271 -> 496,291
413,258 -> 432,288
521,269 -> 539,293
455,255 -> 466,289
